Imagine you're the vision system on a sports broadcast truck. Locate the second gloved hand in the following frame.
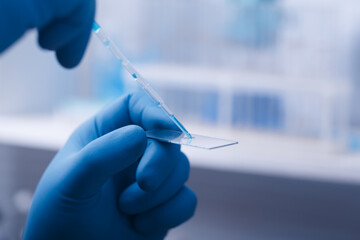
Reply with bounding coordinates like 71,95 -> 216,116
0,0 -> 95,68
23,92 -> 197,240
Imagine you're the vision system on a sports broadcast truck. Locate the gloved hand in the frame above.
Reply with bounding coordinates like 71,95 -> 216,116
23,92 -> 197,240
0,0 -> 95,68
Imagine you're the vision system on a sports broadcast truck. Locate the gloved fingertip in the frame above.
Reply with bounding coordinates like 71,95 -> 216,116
56,49 -> 82,69
122,125 -> 148,151
136,142 -> 181,192
183,187 -> 198,218
137,173 -> 160,192
55,27 -> 92,69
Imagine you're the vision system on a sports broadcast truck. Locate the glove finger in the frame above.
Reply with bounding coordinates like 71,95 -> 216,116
55,27 -> 90,68
119,152 -> 190,214
94,92 -> 177,136
133,186 -> 197,234
55,1 -> 95,68
62,125 -> 147,198
129,92 -> 179,131
38,20 -> 81,51
65,92 -> 179,153
136,139 -> 181,191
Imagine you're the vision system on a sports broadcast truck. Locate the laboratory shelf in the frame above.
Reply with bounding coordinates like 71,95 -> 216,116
0,115 -> 359,185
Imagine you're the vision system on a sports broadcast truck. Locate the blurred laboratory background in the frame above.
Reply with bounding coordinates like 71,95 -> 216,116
1,0 -> 360,239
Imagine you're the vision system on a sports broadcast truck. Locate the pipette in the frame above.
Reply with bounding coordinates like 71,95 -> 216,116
92,21 -> 238,149
92,21 -> 192,139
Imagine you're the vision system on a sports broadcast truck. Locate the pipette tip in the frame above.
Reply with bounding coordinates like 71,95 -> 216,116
92,22 -> 101,33
170,115 -> 193,139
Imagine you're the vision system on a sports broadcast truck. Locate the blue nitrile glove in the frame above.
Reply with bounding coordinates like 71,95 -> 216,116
23,92 -> 197,240
0,0 -> 95,68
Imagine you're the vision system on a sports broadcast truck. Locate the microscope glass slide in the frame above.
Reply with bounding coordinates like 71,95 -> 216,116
146,130 -> 238,150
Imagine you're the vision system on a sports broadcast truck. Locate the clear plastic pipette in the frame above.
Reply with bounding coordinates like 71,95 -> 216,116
92,21 -> 192,139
